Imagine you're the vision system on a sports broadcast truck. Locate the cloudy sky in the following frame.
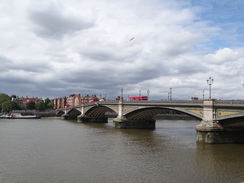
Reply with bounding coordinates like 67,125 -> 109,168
0,0 -> 244,100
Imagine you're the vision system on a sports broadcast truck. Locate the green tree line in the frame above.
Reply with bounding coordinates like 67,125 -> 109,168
0,93 -> 54,113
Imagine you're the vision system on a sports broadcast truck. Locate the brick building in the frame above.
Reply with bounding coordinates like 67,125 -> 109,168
52,94 -> 102,109
13,96 -> 42,106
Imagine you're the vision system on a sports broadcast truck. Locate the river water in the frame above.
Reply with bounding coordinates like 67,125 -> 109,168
0,118 -> 243,183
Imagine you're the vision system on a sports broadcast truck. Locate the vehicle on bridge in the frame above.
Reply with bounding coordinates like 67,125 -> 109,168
89,97 -> 99,103
129,96 -> 148,101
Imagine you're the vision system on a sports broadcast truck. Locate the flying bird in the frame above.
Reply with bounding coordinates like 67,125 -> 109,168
130,37 -> 135,41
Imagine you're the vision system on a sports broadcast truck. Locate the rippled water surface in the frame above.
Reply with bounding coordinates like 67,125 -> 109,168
0,118 -> 243,183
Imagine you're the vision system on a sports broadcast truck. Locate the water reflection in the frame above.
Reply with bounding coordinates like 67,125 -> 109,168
196,143 -> 244,183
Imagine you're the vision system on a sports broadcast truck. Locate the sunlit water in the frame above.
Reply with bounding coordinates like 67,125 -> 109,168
0,118 -> 243,183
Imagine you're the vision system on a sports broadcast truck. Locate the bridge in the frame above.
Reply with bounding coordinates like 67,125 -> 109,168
57,99 -> 244,144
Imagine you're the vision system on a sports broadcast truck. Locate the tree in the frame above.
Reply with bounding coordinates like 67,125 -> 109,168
44,98 -> 54,109
2,100 -> 21,112
0,93 -> 10,104
35,101 -> 45,110
26,101 -> 36,110
44,98 -> 51,107
46,102 -> 54,109
0,93 -> 10,112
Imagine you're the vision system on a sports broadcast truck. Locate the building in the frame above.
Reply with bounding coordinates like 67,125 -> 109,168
13,96 -> 42,106
22,97 -> 39,105
52,94 -> 104,109
66,94 -> 82,107
52,97 -> 66,109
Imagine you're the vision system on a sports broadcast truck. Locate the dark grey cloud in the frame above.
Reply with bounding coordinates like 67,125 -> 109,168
29,9 -> 94,39
0,55 -> 13,71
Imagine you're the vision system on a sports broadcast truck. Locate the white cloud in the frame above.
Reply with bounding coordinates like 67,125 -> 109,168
0,0 -> 244,100
202,48 -> 244,78
202,48 -> 240,64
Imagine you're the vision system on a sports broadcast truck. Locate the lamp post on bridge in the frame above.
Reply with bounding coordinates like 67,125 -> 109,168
242,83 -> 244,99
207,77 -> 214,99
147,90 -> 150,100
169,87 -> 172,101
121,88 -> 124,101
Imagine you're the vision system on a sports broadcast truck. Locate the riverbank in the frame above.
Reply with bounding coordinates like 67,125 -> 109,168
11,110 -> 57,117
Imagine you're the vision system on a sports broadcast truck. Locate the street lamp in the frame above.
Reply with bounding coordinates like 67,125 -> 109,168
169,87 -> 172,101
139,90 -> 141,97
202,90 -> 204,100
207,77 -> 214,99
147,90 -> 150,100
121,88 -> 124,101
242,83 -> 244,99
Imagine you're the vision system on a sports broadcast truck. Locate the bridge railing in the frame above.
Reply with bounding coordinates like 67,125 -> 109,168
215,100 -> 244,105
100,99 -> 244,106
119,100 -> 204,105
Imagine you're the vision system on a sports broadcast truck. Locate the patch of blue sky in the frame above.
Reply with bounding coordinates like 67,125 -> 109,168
190,0 -> 244,52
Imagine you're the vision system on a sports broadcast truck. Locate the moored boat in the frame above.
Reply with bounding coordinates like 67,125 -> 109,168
5,113 -> 41,119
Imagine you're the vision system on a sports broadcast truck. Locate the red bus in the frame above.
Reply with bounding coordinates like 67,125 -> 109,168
129,96 -> 148,101
89,97 -> 99,103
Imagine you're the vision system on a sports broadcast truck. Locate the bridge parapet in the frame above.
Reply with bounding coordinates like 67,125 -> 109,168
215,100 -> 244,105
121,100 -> 204,105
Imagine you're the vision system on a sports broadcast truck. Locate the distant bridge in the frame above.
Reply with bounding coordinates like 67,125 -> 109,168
57,99 -> 244,144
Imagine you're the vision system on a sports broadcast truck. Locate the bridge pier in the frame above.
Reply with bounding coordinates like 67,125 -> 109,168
61,114 -> 78,120
196,129 -> 244,144
113,118 -> 155,129
77,115 -> 108,123
62,107 -> 70,120
196,99 -> 244,143
112,100 -> 155,129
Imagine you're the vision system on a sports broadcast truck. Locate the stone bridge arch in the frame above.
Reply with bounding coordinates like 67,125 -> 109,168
77,105 -> 117,123
84,105 -> 117,118
56,110 -> 65,116
66,108 -> 82,120
59,108 -> 82,120
199,106 -> 244,129
124,107 -> 202,121
112,106 -> 202,129
218,116 -> 244,128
